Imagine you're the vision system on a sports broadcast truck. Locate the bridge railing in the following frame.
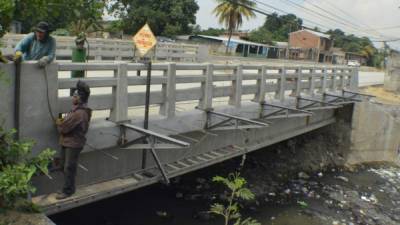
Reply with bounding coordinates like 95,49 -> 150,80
0,61 -> 357,153
56,63 -> 357,122
1,34 -> 206,62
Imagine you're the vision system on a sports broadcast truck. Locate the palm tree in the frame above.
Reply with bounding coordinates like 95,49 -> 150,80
213,0 -> 256,54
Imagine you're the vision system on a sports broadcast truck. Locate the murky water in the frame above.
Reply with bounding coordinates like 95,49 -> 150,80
50,161 -> 400,225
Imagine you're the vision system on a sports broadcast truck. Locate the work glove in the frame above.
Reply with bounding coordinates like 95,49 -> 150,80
13,51 -> 22,62
55,118 -> 64,125
38,56 -> 50,68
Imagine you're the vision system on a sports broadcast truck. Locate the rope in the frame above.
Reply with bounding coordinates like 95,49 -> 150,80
43,66 -> 56,122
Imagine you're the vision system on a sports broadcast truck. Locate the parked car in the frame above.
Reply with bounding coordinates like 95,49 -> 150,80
347,60 -> 360,67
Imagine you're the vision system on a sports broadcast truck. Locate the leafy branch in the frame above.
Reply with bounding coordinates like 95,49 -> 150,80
210,172 -> 260,225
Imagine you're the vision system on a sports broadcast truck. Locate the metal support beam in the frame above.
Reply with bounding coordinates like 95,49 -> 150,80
260,102 -> 313,119
296,96 -> 339,110
342,89 -> 376,98
196,107 -> 270,130
120,123 -> 190,147
148,136 -> 170,184
119,123 -> 190,184
323,92 -> 362,103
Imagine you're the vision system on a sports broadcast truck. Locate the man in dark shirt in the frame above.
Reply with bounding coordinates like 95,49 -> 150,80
56,81 -> 92,199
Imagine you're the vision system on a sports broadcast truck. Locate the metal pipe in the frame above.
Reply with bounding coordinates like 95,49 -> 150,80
14,60 -> 21,139
142,60 -> 152,169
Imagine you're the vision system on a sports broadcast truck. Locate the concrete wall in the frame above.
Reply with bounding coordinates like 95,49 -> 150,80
0,63 -> 15,130
347,101 -> 400,165
289,30 -> 320,49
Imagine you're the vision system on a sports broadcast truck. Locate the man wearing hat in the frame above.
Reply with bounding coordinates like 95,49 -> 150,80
14,21 -> 56,67
55,80 -> 92,199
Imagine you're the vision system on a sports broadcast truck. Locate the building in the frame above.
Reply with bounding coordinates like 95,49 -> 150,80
189,35 -> 287,58
345,52 -> 367,65
289,29 -> 334,63
332,48 -> 346,65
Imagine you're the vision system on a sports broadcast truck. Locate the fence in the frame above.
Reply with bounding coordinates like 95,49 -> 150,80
1,34 -> 208,62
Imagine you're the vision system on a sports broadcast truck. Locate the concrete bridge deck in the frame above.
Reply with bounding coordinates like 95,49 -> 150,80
0,61 -> 359,215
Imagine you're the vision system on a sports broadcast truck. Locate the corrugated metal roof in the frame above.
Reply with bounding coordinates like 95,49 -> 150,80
194,35 -> 270,47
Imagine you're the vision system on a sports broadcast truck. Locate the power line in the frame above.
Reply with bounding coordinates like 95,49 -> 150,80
362,25 -> 400,31
319,0 -> 390,39
303,0 -> 365,30
252,0 -> 332,31
279,0 -> 383,39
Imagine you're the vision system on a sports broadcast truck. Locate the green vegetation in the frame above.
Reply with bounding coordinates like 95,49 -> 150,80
213,0 -> 256,54
248,13 -> 302,44
210,173 -> 260,225
0,0 -> 105,34
197,27 -> 226,37
108,0 -> 199,37
327,29 -> 384,67
0,127 -> 55,211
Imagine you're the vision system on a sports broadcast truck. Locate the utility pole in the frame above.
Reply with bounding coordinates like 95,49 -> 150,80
383,41 -> 389,69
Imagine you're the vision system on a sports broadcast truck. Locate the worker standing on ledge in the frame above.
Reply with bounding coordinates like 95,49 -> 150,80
55,81 -> 92,200
14,21 -> 56,67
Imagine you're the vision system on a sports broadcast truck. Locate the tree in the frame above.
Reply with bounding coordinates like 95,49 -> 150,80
327,28 -> 381,67
67,0 -> 105,36
263,13 -> 302,41
0,0 -> 15,35
109,0 -> 199,37
213,0 -> 256,54
2,0 -> 106,34
247,13 -> 303,44
248,27 -> 274,45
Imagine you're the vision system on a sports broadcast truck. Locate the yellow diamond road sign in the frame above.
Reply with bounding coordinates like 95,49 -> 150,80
133,23 -> 157,57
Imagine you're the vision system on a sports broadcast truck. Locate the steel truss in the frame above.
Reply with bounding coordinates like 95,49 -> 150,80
119,123 -> 190,184
259,101 -> 313,119
196,107 -> 270,130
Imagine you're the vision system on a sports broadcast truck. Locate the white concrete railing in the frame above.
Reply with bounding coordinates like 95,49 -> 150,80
0,61 -> 358,156
55,63 -> 358,122
1,34 -> 206,62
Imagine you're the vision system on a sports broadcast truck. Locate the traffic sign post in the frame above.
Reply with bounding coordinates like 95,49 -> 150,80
133,23 -> 158,169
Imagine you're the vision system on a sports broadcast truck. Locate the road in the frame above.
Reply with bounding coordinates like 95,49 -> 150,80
359,71 -> 384,87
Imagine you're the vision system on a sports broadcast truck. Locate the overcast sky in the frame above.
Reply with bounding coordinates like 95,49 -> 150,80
196,0 -> 400,49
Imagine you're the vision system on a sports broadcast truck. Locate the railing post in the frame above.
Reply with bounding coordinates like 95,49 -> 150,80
350,68 -> 359,90
253,66 -> 267,103
110,63 -> 128,122
339,70 -> 345,90
331,68 -> 337,91
275,67 -> 286,102
308,68 -> 316,96
160,63 -> 176,118
229,65 -> 243,108
199,64 -> 214,110
319,68 -> 327,93
293,67 -> 302,97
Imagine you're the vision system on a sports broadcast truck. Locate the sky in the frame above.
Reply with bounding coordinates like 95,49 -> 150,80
196,0 -> 400,49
